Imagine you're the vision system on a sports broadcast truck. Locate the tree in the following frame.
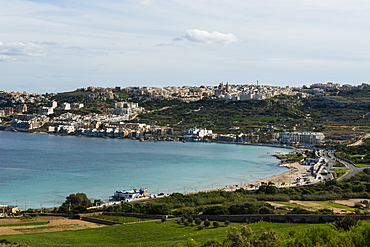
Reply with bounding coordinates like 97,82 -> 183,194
257,182 -> 278,194
63,193 -> 92,207
61,193 -> 92,213
202,205 -> 229,215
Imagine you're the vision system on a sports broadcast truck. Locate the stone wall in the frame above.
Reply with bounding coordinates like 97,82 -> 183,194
191,214 -> 370,223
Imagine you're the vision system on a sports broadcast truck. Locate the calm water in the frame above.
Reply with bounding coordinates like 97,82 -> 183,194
0,131 -> 289,209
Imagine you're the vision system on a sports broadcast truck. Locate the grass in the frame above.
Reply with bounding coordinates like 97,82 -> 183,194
355,164 -> 370,167
333,172 -> 345,179
15,225 -> 56,232
270,201 -> 354,212
332,168 -> 350,172
1,220 -> 327,247
0,222 -> 48,227
318,202 -> 353,210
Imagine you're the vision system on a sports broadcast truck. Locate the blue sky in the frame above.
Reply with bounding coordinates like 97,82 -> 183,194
1,0 -> 370,93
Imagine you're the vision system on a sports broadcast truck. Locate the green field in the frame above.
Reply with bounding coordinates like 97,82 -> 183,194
355,164 -> 370,167
2,220 -> 326,247
332,168 -> 350,172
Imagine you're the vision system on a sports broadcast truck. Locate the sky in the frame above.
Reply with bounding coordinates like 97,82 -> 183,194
1,0 -> 370,93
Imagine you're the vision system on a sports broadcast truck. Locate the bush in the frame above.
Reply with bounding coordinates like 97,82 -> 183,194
259,206 -> 274,214
224,220 -> 230,226
194,218 -> 202,225
71,214 -> 81,219
287,207 -> 312,214
213,221 -> 220,228
202,205 -> 229,215
332,217 -> 359,231
204,219 -> 211,227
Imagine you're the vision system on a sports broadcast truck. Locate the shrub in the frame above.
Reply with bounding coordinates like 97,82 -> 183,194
213,221 -> 220,228
224,220 -> 230,226
332,217 -> 359,231
204,219 -> 211,227
194,218 -> 202,225
71,214 -> 81,219
202,205 -> 229,215
287,207 -> 312,214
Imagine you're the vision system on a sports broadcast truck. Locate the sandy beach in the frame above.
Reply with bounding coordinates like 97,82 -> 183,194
248,162 -> 311,186
220,161 -> 313,191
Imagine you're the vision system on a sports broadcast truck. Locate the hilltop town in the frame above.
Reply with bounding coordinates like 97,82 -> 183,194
0,82 -> 369,146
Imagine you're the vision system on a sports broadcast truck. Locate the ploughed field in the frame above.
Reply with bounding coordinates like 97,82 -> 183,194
0,216 -> 103,235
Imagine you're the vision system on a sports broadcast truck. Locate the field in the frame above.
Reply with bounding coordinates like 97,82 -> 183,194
1,217 -> 327,247
268,200 -> 355,214
0,216 -> 104,236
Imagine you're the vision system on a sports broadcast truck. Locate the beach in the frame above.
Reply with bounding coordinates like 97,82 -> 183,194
217,161 -> 313,191
248,162 -> 311,187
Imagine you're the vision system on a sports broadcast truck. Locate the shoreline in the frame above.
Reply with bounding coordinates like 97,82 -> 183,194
0,128 -> 296,150
197,161 -> 311,194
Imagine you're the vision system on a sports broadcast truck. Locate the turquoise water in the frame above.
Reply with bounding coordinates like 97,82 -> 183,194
0,131 -> 289,209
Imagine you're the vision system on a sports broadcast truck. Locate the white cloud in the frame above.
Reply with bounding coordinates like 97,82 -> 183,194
184,29 -> 237,44
0,42 -> 45,59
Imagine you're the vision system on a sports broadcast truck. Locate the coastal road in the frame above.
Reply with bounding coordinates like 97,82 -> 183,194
326,150 -> 368,180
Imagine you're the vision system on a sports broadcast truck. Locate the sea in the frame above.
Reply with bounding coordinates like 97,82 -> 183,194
0,131 -> 290,209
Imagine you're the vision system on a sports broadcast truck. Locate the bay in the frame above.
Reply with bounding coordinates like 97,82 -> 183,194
0,131 -> 289,209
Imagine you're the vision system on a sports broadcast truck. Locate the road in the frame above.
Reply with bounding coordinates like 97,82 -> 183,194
319,149 -> 367,181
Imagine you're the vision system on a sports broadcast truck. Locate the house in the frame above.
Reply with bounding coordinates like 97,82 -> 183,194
111,189 -> 147,202
39,106 -> 54,115
0,205 -> 20,216
62,102 -> 71,110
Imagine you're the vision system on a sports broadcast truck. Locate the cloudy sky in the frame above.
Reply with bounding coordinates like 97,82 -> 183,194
1,0 -> 370,93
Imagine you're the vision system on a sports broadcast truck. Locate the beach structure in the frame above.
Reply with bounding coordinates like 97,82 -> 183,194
111,188 -> 147,202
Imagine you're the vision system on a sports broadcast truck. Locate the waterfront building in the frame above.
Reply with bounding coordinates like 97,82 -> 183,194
111,189 -> 147,202
277,132 -> 325,145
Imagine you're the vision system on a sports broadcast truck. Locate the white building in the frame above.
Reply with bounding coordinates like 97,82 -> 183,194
184,127 -> 213,138
278,132 -> 325,145
62,102 -> 71,110
111,189 -> 146,202
39,106 -> 54,115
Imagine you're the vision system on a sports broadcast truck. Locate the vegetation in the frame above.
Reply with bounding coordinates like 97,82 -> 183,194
58,193 -> 92,214
0,222 -> 48,227
0,220 -> 324,247
5,217 -> 370,247
336,139 -> 370,166
332,168 -> 350,171
86,170 -> 370,216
